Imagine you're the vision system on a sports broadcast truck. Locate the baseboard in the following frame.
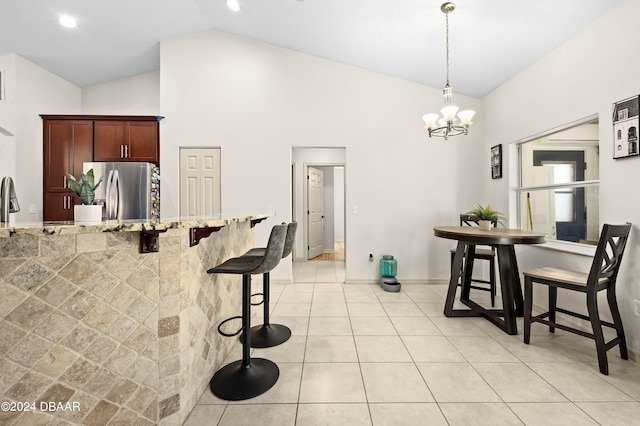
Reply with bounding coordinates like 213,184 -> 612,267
344,279 -> 449,285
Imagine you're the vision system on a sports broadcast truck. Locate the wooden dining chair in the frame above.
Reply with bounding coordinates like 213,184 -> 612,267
450,214 -> 497,306
523,223 -> 632,375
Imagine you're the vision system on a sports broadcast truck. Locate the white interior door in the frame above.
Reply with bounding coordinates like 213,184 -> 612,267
180,148 -> 221,217
307,166 -> 324,259
525,167 -> 556,238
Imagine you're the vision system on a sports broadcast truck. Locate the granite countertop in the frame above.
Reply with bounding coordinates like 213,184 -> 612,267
0,214 -> 269,238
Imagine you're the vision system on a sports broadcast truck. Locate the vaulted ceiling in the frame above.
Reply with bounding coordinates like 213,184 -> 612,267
0,0 -> 622,97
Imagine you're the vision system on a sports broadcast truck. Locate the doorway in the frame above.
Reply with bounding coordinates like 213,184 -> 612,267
533,150 -> 586,242
291,148 -> 346,282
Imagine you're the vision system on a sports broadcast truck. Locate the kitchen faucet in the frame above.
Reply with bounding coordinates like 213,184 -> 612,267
0,176 -> 20,223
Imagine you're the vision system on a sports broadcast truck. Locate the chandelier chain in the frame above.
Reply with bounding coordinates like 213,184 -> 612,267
445,10 -> 450,87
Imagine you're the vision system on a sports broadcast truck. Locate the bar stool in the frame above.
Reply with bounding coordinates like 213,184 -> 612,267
207,224 -> 287,400
242,221 -> 297,348
449,214 -> 497,306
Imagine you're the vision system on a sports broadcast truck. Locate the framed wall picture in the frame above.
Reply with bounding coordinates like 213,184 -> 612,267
612,95 -> 639,159
491,144 -> 502,179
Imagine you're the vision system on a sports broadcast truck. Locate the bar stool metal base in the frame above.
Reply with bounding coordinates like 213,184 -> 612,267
209,358 -> 279,401
247,324 -> 292,348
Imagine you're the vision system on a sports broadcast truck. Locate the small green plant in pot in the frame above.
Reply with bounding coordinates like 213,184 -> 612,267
467,204 -> 505,230
66,169 -> 103,223
66,169 -> 102,205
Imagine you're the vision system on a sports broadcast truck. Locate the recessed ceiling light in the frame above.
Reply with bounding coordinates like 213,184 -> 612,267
226,0 -> 240,12
59,15 -> 77,28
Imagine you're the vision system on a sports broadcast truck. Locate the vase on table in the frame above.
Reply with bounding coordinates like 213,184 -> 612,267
479,220 -> 493,231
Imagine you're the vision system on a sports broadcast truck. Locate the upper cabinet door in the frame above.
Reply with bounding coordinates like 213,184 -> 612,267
94,120 -> 159,164
70,120 -> 94,176
43,120 -> 71,192
127,121 -> 159,164
94,120 -> 126,161
43,120 -> 93,192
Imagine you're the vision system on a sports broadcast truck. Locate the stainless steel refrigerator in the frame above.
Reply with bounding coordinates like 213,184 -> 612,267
83,162 -> 160,220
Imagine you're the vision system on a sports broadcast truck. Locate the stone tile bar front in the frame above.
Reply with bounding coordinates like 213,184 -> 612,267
0,215 -> 268,425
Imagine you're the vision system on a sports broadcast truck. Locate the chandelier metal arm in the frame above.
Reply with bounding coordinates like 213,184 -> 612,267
427,123 -> 470,141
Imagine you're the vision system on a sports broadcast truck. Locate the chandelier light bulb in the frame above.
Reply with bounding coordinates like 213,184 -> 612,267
458,110 -> 476,126
441,105 -> 459,122
422,114 -> 439,129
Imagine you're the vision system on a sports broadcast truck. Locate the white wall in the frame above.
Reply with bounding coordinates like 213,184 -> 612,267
81,71 -> 160,114
10,55 -> 81,222
160,29 -> 484,282
0,55 -> 17,183
483,0 -> 640,353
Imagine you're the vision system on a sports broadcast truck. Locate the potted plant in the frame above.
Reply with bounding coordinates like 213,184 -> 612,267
66,169 -> 103,223
467,204 -> 505,230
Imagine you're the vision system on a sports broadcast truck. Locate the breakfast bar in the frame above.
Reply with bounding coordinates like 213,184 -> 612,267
0,214 -> 267,425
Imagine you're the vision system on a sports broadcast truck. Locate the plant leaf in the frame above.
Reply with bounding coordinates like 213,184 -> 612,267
66,173 -> 83,197
84,169 -> 95,188
92,176 -> 103,191
79,181 -> 94,205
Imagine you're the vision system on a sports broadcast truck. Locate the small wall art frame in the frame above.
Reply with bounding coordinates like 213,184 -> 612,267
491,144 -> 502,179
612,95 -> 639,159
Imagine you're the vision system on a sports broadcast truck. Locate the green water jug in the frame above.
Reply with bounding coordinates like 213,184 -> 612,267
379,255 -> 397,278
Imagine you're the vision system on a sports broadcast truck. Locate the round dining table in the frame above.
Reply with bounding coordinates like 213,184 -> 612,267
434,226 -> 546,335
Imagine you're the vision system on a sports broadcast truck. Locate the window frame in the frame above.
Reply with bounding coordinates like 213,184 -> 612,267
515,114 -> 599,248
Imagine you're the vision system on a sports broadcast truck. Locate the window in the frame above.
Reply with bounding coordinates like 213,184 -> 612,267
517,117 -> 599,244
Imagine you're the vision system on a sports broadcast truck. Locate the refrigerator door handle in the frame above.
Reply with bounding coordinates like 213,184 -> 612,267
105,170 -> 114,219
112,170 -> 121,219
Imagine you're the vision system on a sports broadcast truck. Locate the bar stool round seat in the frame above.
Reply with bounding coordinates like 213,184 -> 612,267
241,222 -> 297,348
207,224 -> 287,400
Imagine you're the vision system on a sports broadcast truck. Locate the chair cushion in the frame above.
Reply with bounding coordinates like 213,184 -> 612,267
523,266 -> 607,287
244,247 -> 266,257
207,256 -> 264,275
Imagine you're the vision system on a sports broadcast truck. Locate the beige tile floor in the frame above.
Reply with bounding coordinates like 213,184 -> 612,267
185,260 -> 640,425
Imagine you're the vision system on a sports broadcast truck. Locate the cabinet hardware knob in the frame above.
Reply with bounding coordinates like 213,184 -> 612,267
121,145 -> 124,158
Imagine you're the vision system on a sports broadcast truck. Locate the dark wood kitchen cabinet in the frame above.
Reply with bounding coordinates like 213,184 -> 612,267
94,120 -> 159,164
41,115 -> 160,221
42,119 -> 93,221
44,192 -> 79,221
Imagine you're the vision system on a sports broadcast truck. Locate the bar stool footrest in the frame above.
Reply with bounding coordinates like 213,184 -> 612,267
250,292 -> 265,306
243,324 -> 292,348
217,316 -> 243,337
209,358 -> 279,400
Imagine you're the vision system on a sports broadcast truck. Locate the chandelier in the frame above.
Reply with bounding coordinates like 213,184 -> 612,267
422,2 -> 475,140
